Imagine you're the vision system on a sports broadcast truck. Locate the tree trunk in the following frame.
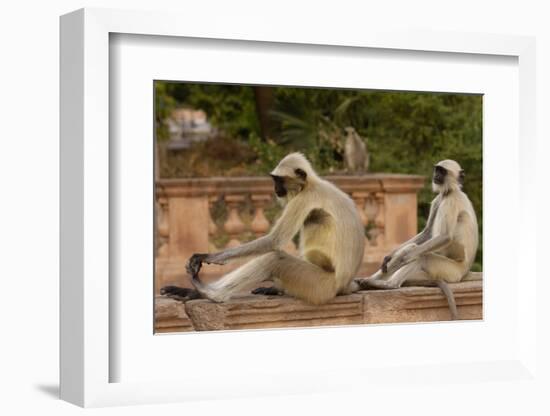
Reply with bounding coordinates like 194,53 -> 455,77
253,86 -> 274,140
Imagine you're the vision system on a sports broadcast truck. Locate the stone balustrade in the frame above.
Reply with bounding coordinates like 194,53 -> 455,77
155,174 -> 425,293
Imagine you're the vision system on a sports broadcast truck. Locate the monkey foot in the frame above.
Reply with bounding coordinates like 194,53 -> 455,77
160,285 -> 202,302
355,278 -> 393,290
251,287 -> 285,296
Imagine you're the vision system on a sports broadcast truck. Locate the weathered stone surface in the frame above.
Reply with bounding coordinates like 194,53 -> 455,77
185,294 -> 364,331
154,296 -> 194,333
155,278 -> 482,332
361,280 -> 482,324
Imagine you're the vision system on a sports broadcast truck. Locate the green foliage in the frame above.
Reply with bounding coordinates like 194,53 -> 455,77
154,81 -> 177,141
247,133 -> 287,175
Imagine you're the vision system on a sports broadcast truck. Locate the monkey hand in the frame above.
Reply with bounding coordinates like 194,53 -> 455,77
381,255 -> 392,274
386,254 -> 413,273
186,253 -> 209,280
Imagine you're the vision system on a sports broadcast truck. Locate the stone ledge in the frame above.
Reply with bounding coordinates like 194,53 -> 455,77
155,278 -> 482,332
155,296 -> 194,333
362,280 -> 482,324
185,293 -> 365,331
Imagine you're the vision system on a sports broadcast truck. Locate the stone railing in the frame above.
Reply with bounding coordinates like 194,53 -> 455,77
155,174 -> 425,293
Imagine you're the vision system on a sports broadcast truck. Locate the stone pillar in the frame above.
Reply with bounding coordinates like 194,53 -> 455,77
156,196 -> 210,291
223,194 -> 246,248
250,194 -> 272,236
168,196 -> 210,258
382,192 -> 418,246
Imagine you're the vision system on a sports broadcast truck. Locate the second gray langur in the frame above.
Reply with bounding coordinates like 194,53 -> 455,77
161,152 -> 365,305
344,126 -> 369,173
355,159 -> 480,320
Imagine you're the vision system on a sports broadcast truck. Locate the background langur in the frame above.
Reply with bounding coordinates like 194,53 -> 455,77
344,126 -> 369,173
356,159 -> 479,320
161,152 -> 366,305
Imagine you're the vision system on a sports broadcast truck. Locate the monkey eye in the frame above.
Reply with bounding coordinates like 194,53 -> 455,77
294,168 -> 307,181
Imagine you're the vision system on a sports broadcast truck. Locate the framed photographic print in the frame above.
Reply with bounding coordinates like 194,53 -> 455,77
60,7 -> 538,408
152,81 -> 482,333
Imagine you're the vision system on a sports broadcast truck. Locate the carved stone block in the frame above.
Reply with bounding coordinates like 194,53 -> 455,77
154,296 -> 194,333
185,294 -> 364,331
362,280 -> 482,324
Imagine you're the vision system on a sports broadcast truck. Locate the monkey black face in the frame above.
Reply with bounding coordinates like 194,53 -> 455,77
270,174 -> 288,197
433,165 -> 447,185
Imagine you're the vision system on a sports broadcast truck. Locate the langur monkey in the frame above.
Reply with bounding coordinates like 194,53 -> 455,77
356,159 -> 479,320
344,126 -> 369,173
161,153 -> 366,305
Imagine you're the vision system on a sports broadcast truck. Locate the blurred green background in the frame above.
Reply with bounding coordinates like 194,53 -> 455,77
155,82 -> 482,270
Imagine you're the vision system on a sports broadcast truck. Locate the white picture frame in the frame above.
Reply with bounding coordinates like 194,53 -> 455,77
60,7 -> 539,408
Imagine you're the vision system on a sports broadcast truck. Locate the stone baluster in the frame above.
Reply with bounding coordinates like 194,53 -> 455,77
250,194 -> 272,237
208,196 -> 218,237
156,197 -> 169,257
351,191 -> 370,247
223,194 -> 246,248
351,192 -> 369,226
364,193 -> 380,246
207,195 -> 219,252
374,192 -> 386,246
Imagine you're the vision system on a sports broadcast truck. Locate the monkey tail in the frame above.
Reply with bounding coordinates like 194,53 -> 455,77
403,280 -> 459,320
434,280 -> 459,321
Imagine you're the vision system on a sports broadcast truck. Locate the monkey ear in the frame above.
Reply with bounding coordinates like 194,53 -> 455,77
458,170 -> 465,185
294,168 -> 307,181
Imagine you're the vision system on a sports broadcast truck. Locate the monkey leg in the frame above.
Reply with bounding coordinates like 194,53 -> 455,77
354,243 -> 421,290
365,243 -> 419,282
193,251 -> 286,302
420,253 -> 465,283
409,254 -> 464,319
269,253 -> 338,305
360,259 -> 460,320
461,272 -> 482,282
361,260 -> 429,290
194,250 -> 338,305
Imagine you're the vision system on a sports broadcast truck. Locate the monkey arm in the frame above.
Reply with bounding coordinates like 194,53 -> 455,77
395,228 -> 431,251
187,196 -> 315,286
403,234 -> 451,260
380,228 -> 430,273
387,202 -> 459,274
204,235 -> 275,265
269,196 -> 313,248
186,234 -> 278,283
381,198 -> 442,271
385,234 -> 452,275
199,196 -> 312,265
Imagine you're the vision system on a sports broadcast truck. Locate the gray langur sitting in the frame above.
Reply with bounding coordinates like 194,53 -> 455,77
344,126 -> 369,173
355,159 -> 480,319
161,153 -> 366,305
